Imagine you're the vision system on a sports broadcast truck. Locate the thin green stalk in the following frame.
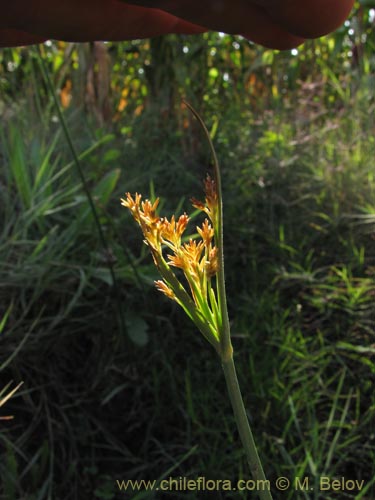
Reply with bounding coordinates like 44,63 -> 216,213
222,355 -> 273,500
182,100 -> 232,358
185,101 -> 273,500
35,45 -> 127,337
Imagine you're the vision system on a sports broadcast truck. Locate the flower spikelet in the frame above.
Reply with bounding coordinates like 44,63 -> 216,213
122,175 -> 221,349
197,219 -> 214,247
167,252 -> 189,271
141,198 -> 160,225
205,247 -> 218,278
161,213 -> 189,247
121,192 -> 162,251
191,175 -> 218,226
121,192 -> 142,222
155,280 -> 175,300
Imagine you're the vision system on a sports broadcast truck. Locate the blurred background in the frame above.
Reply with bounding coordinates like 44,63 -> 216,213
0,2 -> 374,498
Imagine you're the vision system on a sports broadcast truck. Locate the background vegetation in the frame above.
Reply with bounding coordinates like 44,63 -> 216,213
0,2 -> 374,498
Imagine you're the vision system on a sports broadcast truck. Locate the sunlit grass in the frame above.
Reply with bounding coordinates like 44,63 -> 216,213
0,40 -> 374,499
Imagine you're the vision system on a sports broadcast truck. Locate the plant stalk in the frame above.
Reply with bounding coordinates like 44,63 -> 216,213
221,352 -> 273,500
35,45 -> 127,338
184,101 -> 272,499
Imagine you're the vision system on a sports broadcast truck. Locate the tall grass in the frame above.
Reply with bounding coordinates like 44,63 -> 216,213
0,36 -> 375,499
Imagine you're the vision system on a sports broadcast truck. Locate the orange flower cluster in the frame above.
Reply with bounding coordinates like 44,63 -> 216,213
121,176 -> 221,348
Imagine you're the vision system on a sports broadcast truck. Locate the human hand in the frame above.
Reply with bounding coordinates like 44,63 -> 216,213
0,0 -> 354,49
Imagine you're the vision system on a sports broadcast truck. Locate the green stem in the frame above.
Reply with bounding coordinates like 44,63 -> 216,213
184,101 -> 272,499
222,353 -> 273,500
35,45 -> 127,338
182,100 -> 231,356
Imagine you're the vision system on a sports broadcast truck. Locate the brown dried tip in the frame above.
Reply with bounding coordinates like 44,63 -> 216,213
204,175 -> 217,201
191,197 -> 206,211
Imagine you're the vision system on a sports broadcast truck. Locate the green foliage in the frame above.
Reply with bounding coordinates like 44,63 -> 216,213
1,8 -> 375,498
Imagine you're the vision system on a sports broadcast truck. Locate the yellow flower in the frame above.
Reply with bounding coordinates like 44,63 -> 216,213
160,213 -> 189,248
122,175 -> 221,349
155,280 -> 175,300
197,218 -> 214,247
140,198 -> 160,224
120,192 -> 142,221
167,252 -> 189,271
181,239 -> 205,265
121,193 -> 163,251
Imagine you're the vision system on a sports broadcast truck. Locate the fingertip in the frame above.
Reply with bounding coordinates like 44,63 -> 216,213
268,0 -> 355,39
0,29 -> 46,47
240,29 -> 305,50
173,19 -> 207,35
